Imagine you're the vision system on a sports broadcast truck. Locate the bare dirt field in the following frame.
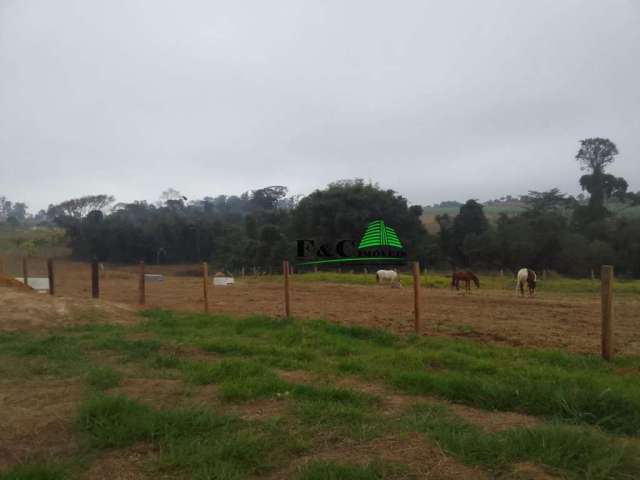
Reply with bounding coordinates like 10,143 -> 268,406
4,260 -> 639,356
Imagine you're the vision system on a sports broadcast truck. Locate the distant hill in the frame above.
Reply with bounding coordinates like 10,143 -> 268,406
421,199 -> 640,233
421,202 -> 526,233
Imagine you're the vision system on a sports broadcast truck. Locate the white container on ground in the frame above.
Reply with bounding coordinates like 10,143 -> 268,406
15,277 -> 50,291
144,274 -> 164,282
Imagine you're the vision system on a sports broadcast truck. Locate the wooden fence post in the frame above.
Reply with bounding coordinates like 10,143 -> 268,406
91,259 -> 99,298
413,261 -> 421,335
283,260 -> 291,318
47,259 -> 55,295
202,262 -> 209,313
601,265 -> 614,361
22,257 -> 28,286
138,261 -> 146,306
0,257 -> 4,274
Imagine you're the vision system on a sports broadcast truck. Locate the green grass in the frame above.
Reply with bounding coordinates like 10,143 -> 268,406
402,403 -> 640,479
148,352 -> 181,369
3,310 -> 640,479
0,464 -> 69,480
0,329 -> 161,379
183,358 -> 290,401
91,335 -> 162,360
181,357 -> 382,437
85,366 -> 122,390
294,461 -> 410,480
0,332 -> 87,378
78,393 -> 305,478
140,310 -> 640,435
260,271 -> 640,295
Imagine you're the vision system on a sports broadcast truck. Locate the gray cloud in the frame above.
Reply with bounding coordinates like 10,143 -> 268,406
1,0 -> 639,211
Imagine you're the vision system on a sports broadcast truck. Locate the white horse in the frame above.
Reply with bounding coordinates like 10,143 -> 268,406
376,269 -> 399,285
516,268 -> 537,297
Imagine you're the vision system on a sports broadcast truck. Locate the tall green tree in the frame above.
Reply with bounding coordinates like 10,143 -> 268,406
523,189 -> 575,213
575,138 -> 628,221
292,179 -> 430,264
48,194 -> 115,219
450,200 -> 489,266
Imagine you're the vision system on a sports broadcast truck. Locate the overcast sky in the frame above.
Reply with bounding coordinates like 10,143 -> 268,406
1,0 -> 639,212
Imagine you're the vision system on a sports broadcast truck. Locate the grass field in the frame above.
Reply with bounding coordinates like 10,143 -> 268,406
3,260 -> 639,355
1,308 -> 640,479
283,271 -> 640,296
0,227 -> 68,258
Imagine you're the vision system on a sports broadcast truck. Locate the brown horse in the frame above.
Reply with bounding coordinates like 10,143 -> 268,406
451,271 -> 480,292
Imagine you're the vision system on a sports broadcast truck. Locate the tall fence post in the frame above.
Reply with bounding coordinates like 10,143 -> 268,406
601,265 -> 614,361
138,261 -> 146,306
22,257 -> 28,286
47,259 -> 55,295
202,262 -> 209,313
0,257 -> 4,274
283,260 -> 291,318
413,261 -> 421,335
91,259 -> 99,298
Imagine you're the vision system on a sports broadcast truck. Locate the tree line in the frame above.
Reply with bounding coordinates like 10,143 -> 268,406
2,138 -> 638,276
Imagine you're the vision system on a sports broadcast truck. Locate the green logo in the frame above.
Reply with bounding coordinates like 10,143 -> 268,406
296,219 -> 407,266
358,219 -> 403,249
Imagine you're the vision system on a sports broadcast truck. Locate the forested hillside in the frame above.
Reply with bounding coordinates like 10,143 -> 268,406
2,138 -> 639,276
